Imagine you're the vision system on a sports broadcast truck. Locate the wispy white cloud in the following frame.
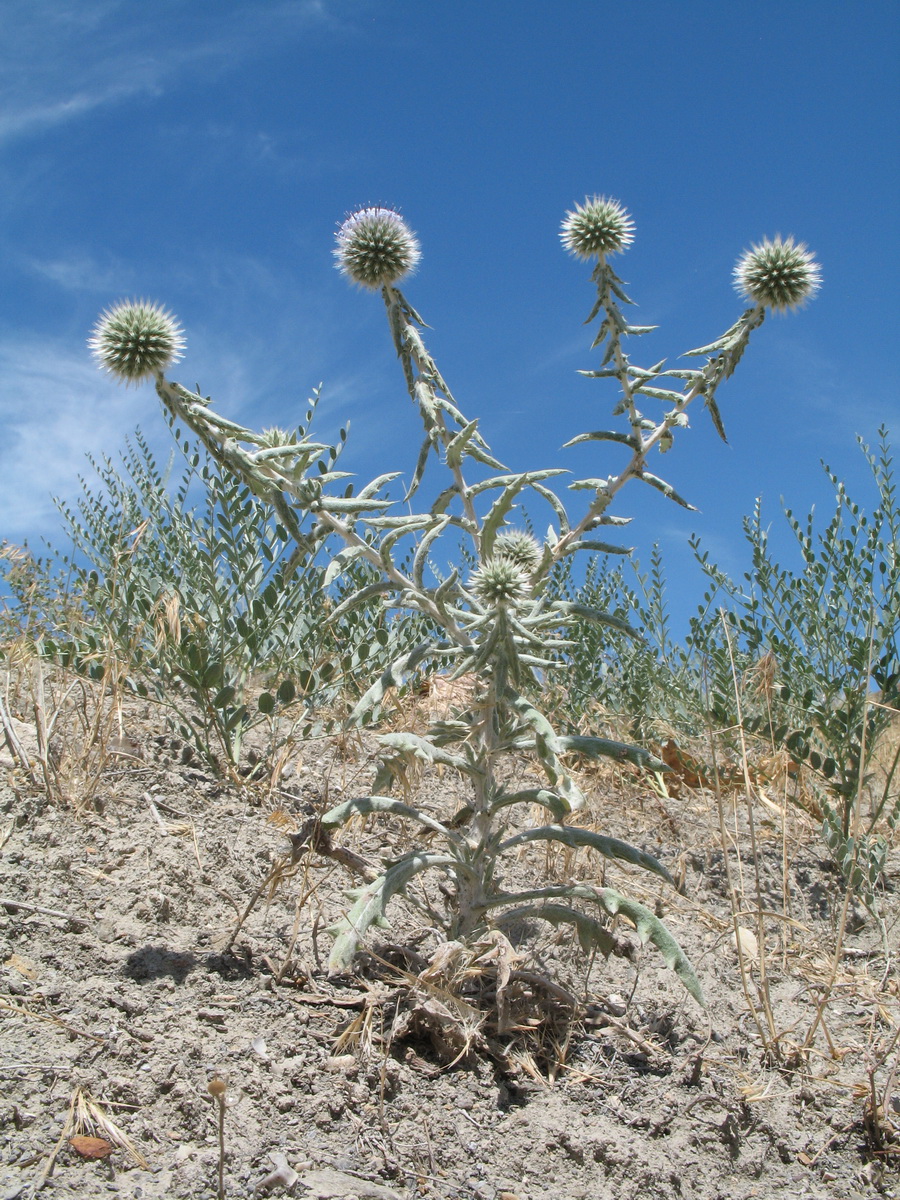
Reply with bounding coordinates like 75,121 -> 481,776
0,296 -> 404,547
26,250 -> 136,295
1,0 -> 350,147
0,77 -> 164,143
0,334 -> 163,543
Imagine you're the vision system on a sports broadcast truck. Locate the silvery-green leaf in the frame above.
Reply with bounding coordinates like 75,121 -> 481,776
530,482 -> 571,536
591,513 -> 633,526
638,471 -> 697,511
404,324 -> 428,360
551,601 -> 641,640
377,732 -> 480,776
464,442 -> 508,471
506,690 -> 585,811
683,314 -> 752,358
445,419 -> 480,468
495,903 -> 616,957
318,496 -> 393,514
569,478 -> 615,492
490,788 -> 569,819
498,824 -> 674,886
563,430 -> 639,449
365,513 -> 438,530
413,516 -> 451,588
349,642 -> 435,724
556,539 -> 632,557
327,580 -> 396,624
607,275 -> 635,305
516,654 -> 556,668
583,296 -> 603,325
704,394 -> 728,442
323,546 -> 366,587
557,734 -> 669,774
597,888 -> 704,1005
414,379 -> 438,421
434,570 -> 460,605
321,794 -> 456,839
389,286 -> 427,328
405,435 -> 434,502
356,472 -> 403,499
481,471 -> 567,557
590,318 -> 611,350
659,368 -> 702,381
467,469 -> 564,498
327,853 -> 455,971
314,470 -> 354,487
628,359 -> 668,378
635,387 -> 686,403
485,885 -> 703,1004
683,336 -> 731,358
431,481 -> 460,515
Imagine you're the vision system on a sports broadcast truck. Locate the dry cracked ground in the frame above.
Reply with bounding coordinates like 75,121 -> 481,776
0,693 -> 898,1200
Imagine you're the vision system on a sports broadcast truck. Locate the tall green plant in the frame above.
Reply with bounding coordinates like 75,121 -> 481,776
86,200 -> 821,1001
688,431 -> 900,903
550,545 -> 705,740
32,416 -> 422,771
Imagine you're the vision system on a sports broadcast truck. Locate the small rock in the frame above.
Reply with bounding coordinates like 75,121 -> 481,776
733,926 -> 759,961
297,1166 -> 403,1199
325,1054 -> 357,1075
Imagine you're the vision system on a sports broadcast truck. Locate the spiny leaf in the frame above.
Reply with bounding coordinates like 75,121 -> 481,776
551,601 -> 641,640
496,903 -> 616,956
327,853 -> 455,971
498,824 -> 674,886
597,888 -> 704,1005
321,794 -> 456,839
349,641 -> 435,724
557,734 -> 670,774
563,430 -> 640,450
637,471 -> 697,511
481,471 -> 568,556
490,788 -> 569,820
376,731 -> 480,775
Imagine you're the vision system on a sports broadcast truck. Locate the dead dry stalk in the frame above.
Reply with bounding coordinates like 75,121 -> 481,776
708,613 -> 781,1060
207,1075 -> 228,1200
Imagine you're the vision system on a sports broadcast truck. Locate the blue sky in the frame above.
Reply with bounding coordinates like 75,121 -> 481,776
1,0 -> 897,627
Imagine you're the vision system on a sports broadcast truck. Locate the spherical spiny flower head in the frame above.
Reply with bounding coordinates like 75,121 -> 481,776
733,237 -> 822,312
492,530 -> 542,574
560,195 -> 635,259
334,206 -> 421,290
471,557 -> 530,608
89,300 -> 185,385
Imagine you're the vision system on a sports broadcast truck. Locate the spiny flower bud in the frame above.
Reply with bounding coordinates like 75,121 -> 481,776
260,426 -> 295,448
492,530 -> 541,573
334,206 -> 421,290
89,300 -> 185,385
471,557 -> 530,607
733,237 -> 822,312
560,196 -> 635,259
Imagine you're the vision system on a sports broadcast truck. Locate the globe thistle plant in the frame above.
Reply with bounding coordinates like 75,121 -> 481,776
89,300 -> 185,385
334,206 -> 421,290
91,191 -> 821,1014
560,195 -> 635,259
733,236 -> 822,312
